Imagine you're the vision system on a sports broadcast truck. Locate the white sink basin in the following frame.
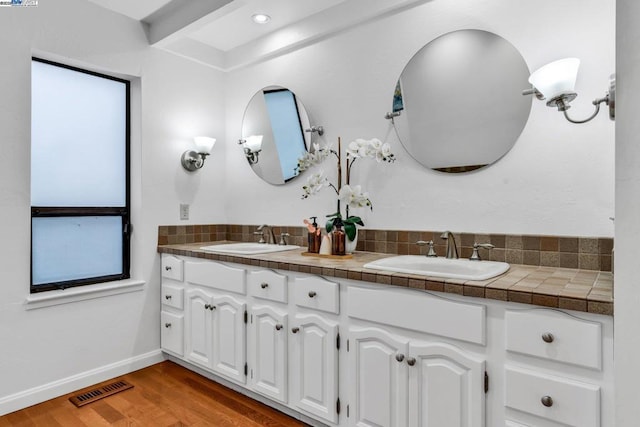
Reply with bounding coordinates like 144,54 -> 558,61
200,243 -> 301,255
363,255 -> 509,281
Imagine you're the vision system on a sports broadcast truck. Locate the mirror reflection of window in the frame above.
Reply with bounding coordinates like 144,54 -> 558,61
263,89 -> 307,182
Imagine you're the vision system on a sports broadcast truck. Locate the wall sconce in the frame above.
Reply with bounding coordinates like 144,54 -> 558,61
181,136 -> 216,171
238,135 -> 263,164
305,125 -> 324,136
523,58 -> 615,124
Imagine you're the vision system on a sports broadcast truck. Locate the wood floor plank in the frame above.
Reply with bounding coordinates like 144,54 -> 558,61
0,361 -> 308,426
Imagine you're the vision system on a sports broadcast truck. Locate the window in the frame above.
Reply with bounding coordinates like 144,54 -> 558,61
263,89 -> 307,182
30,58 -> 130,293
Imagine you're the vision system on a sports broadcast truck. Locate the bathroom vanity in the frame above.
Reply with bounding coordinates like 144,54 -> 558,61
158,243 -> 613,427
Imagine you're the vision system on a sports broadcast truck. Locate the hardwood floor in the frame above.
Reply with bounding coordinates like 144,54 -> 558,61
0,361 -> 308,426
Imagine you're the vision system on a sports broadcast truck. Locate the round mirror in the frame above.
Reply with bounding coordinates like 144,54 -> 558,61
391,29 -> 531,173
241,86 -> 315,185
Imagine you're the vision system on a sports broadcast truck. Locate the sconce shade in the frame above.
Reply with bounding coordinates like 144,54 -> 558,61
529,58 -> 580,100
245,135 -> 263,152
193,136 -> 216,154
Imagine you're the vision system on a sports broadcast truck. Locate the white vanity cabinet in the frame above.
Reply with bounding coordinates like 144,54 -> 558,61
247,272 -> 341,424
159,254 -> 613,427
184,260 -> 247,385
347,285 -> 486,427
161,255 -> 185,357
348,328 -> 484,427
503,309 -> 610,427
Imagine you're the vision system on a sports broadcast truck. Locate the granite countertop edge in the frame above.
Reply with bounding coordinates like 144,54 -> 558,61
158,242 -> 613,316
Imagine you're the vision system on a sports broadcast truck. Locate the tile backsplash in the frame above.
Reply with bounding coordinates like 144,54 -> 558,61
158,224 -> 613,271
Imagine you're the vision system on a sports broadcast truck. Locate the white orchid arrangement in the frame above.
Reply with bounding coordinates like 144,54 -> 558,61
296,137 -> 395,241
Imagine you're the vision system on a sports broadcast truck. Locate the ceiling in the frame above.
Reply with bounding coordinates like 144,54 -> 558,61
85,0 -> 428,71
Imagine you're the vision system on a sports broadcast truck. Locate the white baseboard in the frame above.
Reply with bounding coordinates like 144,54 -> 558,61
0,349 -> 165,416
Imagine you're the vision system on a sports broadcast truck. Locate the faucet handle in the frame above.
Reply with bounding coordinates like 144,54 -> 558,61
416,240 -> 437,257
254,231 -> 266,244
279,232 -> 290,245
470,242 -> 494,261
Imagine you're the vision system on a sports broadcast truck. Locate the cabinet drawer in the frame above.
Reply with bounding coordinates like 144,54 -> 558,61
248,270 -> 288,303
185,260 -> 246,294
505,309 -> 602,370
347,286 -> 486,345
162,284 -> 184,310
162,255 -> 183,281
161,311 -> 184,356
293,276 -> 339,314
505,366 -> 600,427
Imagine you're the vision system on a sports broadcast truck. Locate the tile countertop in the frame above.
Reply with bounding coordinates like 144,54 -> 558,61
158,241 -> 613,316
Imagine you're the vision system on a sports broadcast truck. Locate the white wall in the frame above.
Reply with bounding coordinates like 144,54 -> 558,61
224,0 -> 615,238
0,0 -> 226,414
614,0 -> 640,424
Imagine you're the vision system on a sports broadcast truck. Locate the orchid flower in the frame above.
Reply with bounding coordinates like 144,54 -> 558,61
301,171 -> 329,199
338,184 -> 372,210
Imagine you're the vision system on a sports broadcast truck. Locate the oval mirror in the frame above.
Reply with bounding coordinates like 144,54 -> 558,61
241,86 -> 316,185
390,29 -> 531,173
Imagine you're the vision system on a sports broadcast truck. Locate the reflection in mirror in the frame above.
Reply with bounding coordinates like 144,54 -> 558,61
390,29 -> 531,173
241,86 -> 314,185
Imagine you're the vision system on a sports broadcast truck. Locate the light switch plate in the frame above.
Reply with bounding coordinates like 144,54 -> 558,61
180,204 -> 189,220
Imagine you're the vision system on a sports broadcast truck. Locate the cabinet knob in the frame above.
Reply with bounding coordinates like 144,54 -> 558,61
541,395 -> 554,407
165,295 -> 172,300
204,304 -> 210,310
165,266 -> 172,271
164,323 -> 171,328
395,353 -> 405,362
261,282 -> 269,289
541,333 -> 555,343
308,291 -> 317,298
291,327 -> 300,333
406,357 -> 417,366
275,324 -> 283,331
210,305 -> 216,311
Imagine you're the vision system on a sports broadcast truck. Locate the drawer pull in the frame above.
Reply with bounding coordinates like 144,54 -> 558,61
165,295 -> 172,300
308,291 -> 317,298
165,266 -> 172,271
275,324 -> 283,331
291,327 -> 300,333
541,395 -> 554,407
165,323 -> 172,328
261,282 -> 269,289
395,353 -> 405,362
406,357 -> 417,366
541,333 -> 555,343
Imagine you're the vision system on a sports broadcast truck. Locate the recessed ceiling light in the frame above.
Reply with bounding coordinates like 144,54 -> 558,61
251,13 -> 271,24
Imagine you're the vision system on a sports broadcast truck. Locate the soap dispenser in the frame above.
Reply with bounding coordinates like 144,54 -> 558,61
307,216 -> 322,253
331,218 -> 346,256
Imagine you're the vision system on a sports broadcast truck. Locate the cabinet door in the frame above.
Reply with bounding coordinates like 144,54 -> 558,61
291,314 -> 339,424
212,295 -> 247,384
185,288 -> 214,368
349,327 -> 409,427
249,305 -> 288,403
161,311 -> 184,356
408,342 -> 485,427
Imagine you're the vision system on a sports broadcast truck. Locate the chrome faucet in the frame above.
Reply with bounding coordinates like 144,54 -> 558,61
257,224 -> 277,245
440,231 -> 459,259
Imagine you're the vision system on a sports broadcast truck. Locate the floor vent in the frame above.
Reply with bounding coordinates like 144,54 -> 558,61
69,380 -> 134,407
